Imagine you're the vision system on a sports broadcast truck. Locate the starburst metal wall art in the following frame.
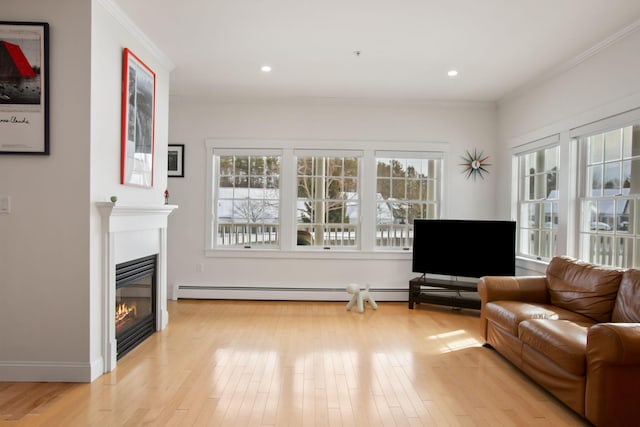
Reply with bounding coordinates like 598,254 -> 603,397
461,149 -> 490,180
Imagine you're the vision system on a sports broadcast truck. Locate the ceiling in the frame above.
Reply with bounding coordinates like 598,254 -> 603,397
112,0 -> 640,103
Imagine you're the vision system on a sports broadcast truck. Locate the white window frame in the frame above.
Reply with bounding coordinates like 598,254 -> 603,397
374,150 -> 443,250
512,134 -> 560,261
571,109 -> 640,268
205,139 -> 449,259
209,148 -> 283,250
294,149 -> 363,250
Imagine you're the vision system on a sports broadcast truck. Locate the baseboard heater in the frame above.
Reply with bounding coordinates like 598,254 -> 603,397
176,285 -> 407,301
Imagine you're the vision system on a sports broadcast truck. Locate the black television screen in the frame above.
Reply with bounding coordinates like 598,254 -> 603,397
412,219 -> 516,278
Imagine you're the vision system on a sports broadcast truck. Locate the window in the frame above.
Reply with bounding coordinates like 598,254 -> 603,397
207,141 -> 446,254
296,153 -> 360,248
375,155 -> 441,249
214,152 -> 281,248
578,124 -> 640,268
516,144 -> 560,260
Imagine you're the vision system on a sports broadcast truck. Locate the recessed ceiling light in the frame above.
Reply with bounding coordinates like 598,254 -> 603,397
448,70 -> 459,77
261,65 -> 272,72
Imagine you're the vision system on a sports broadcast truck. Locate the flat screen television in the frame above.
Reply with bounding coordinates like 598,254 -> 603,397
412,219 -> 516,278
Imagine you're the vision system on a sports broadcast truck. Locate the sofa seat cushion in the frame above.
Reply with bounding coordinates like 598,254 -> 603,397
518,319 -> 594,376
484,301 -> 594,336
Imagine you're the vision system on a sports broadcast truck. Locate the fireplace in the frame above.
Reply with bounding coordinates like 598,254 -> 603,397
115,255 -> 157,359
97,202 -> 177,377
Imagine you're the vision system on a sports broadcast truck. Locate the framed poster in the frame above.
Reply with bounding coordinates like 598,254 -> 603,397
168,144 -> 184,177
0,21 -> 49,155
120,48 -> 156,187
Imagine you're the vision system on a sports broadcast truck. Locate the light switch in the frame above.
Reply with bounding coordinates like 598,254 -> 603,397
0,195 -> 11,214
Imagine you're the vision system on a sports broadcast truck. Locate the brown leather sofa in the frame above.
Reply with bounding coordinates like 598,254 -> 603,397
478,256 -> 640,427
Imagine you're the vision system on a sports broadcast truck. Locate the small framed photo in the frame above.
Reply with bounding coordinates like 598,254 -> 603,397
120,48 -> 156,187
168,144 -> 184,177
0,21 -> 50,155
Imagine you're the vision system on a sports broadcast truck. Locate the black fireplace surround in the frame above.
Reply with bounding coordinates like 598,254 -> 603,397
115,254 -> 157,359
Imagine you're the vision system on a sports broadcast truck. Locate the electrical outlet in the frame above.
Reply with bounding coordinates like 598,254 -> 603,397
0,195 -> 11,214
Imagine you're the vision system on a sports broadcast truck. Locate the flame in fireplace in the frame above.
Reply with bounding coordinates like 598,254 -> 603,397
115,302 -> 137,329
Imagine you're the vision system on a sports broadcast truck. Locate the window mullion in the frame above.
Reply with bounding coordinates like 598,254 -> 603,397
280,149 -> 295,251
206,146 -> 216,249
360,150 -> 375,251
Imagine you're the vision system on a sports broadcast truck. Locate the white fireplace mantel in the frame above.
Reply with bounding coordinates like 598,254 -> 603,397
96,202 -> 177,373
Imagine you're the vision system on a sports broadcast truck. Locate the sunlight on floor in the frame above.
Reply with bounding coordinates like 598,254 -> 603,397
428,329 -> 482,353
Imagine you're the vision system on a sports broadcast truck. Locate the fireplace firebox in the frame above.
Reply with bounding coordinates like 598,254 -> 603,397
115,254 -> 157,359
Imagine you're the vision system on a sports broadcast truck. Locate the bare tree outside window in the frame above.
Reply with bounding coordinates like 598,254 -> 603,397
296,156 -> 359,248
209,147 -> 445,252
375,157 -> 440,248
216,155 -> 281,247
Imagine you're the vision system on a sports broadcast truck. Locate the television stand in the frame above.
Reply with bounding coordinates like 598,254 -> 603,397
408,276 -> 481,310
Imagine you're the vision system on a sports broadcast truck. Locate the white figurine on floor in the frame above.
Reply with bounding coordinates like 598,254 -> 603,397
346,283 -> 378,313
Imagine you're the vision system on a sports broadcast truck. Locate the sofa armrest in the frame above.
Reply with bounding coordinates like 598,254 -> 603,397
477,276 -> 549,341
587,323 -> 640,363
477,276 -> 549,304
585,323 -> 640,426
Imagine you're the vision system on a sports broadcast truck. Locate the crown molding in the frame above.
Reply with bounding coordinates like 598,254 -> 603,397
500,17 -> 640,105
169,94 -> 497,110
97,0 -> 175,71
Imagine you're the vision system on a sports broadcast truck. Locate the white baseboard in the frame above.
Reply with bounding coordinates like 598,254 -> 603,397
176,284 -> 408,302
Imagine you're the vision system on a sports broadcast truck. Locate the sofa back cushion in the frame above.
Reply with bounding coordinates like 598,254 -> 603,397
612,269 -> 640,322
546,256 -> 623,322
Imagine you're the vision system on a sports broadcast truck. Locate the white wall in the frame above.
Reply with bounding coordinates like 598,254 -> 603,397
89,0 -> 172,379
0,0 -> 172,382
166,100 -> 501,299
497,26 -> 640,274
0,0 -> 92,381
498,28 -> 640,145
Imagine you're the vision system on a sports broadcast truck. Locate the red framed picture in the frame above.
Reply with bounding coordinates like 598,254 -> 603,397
0,21 -> 50,155
120,48 -> 155,187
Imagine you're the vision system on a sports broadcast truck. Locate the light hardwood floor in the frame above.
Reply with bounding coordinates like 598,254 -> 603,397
0,300 -> 590,426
